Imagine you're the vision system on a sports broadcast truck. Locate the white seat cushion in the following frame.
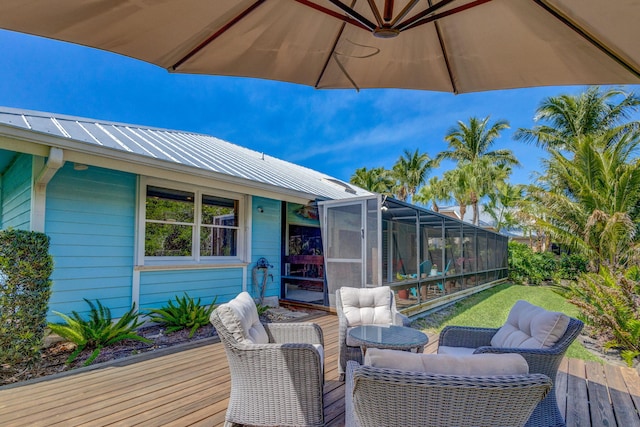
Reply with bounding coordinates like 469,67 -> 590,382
365,348 -> 529,375
340,286 -> 393,326
437,346 -> 476,356
217,291 -> 269,344
490,300 -> 570,349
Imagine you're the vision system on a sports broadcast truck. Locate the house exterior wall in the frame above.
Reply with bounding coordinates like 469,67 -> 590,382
45,163 -> 137,319
250,196 -> 282,300
41,162 -> 286,320
1,153 -> 32,230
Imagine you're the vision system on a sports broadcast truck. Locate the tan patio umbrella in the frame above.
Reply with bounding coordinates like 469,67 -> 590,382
0,0 -> 639,92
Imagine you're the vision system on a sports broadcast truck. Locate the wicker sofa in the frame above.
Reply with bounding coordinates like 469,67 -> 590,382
438,300 -> 584,427
336,286 -> 411,380
345,351 -> 552,427
210,292 -> 325,427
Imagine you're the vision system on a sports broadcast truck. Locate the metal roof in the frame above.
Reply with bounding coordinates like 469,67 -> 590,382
0,107 -> 370,201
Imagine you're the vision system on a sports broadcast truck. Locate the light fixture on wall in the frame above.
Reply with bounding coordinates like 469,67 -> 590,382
73,163 -> 89,171
257,206 -> 264,213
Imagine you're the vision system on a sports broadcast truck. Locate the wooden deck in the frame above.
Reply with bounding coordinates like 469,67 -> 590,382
1,313 -> 639,426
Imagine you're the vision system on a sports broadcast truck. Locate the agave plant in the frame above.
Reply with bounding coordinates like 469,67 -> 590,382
48,299 -> 150,366
147,293 -> 217,338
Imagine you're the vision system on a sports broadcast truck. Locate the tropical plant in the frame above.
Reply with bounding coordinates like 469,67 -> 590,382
514,86 -> 640,152
555,253 -> 589,281
48,299 -> 150,366
528,131 -> 640,268
255,303 -> 271,316
483,182 -> 525,232
349,166 -> 394,195
414,176 -> 451,212
567,265 -> 640,366
437,116 -> 518,225
438,116 -> 516,166
508,241 -> 557,285
147,293 -> 217,338
390,148 -> 431,202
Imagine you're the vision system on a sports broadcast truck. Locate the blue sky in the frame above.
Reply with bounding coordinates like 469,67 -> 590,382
1,29 -> 639,186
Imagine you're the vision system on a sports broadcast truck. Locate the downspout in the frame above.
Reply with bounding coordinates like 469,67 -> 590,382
32,147 -> 64,232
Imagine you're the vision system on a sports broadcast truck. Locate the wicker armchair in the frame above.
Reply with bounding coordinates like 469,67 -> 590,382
336,286 -> 411,380
210,292 -> 324,427
438,316 -> 584,427
345,360 -> 552,427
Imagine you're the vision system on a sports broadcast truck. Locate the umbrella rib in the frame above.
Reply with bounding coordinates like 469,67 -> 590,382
533,0 -> 640,78
433,16 -> 458,94
397,0 -> 484,32
326,0 -> 378,31
295,0 -> 371,31
170,0 -> 266,71
315,21 -> 349,89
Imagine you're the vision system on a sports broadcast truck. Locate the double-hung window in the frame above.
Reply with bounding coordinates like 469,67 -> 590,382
142,183 -> 242,263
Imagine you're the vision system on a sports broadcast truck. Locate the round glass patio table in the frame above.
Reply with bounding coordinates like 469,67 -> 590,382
348,325 -> 428,355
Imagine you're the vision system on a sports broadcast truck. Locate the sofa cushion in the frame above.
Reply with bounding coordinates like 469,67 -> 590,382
437,346 -> 476,356
491,300 -> 570,349
364,348 -> 529,375
340,286 -> 393,326
218,292 -> 269,344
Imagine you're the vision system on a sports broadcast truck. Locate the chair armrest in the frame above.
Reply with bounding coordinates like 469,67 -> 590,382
439,325 -> 498,348
473,345 -> 566,378
345,360 -> 360,427
263,322 -> 324,345
394,312 -> 412,327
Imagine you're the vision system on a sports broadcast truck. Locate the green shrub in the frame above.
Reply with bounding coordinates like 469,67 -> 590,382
147,293 -> 217,338
568,266 -> 640,366
0,230 -> 53,368
48,299 -> 150,366
555,253 -> 589,281
255,303 -> 271,316
508,241 -> 557,285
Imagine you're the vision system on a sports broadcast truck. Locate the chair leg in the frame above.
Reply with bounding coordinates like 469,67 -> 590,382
525,388 -> 565,427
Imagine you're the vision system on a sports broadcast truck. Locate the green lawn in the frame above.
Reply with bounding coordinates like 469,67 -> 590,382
414,282 -> 601,362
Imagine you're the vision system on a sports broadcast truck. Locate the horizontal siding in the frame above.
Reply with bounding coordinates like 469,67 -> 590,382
1,153 -> 31,230
46,163 -> 136,320
139,268 -> 243,309
251,196 -> 282,299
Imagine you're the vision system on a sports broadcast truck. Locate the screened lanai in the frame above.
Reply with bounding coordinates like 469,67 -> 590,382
318,195 -> 509,311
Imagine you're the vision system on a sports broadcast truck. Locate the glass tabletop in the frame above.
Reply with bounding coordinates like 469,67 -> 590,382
348,325 -> 428,350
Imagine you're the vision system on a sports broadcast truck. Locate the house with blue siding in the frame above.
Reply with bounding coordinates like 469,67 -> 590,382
0,107 -> 370,320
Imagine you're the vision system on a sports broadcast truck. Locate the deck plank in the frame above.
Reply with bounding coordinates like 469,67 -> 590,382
603,363 -> 640,427
0,313 -> 639,426
585,361 -> 616,427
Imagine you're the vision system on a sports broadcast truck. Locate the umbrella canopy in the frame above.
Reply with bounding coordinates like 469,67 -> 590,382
0,0 -> 639,93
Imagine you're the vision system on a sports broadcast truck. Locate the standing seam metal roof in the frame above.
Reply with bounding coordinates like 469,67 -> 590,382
0,107 -> 370,201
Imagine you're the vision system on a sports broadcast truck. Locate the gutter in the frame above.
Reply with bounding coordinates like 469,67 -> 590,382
31,147 -> 65,232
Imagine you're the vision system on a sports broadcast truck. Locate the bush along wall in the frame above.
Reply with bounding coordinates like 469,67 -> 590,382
0,229 -> 53,368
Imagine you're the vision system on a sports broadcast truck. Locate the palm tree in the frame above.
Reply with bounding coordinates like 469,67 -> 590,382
438,116 -> 518,166
437,117 -> 517,225
390,149 -> 432,202
350,167 -> 394,195
514,86 -> 640,152
483,182 -> 525,232
414,176 -> 449,212
530,130 -> 640,267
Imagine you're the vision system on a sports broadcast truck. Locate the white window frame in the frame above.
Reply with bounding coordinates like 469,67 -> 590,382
137,177 -> 246,266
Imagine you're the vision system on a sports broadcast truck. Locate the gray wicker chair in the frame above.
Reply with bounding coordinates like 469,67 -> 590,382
438,317 -> 584,427
345,360 -> 552,427
210,296 -> 324,427
336,286 -> 411,380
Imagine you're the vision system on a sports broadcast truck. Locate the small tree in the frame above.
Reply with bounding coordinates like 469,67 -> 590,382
0,229 -> 53,368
